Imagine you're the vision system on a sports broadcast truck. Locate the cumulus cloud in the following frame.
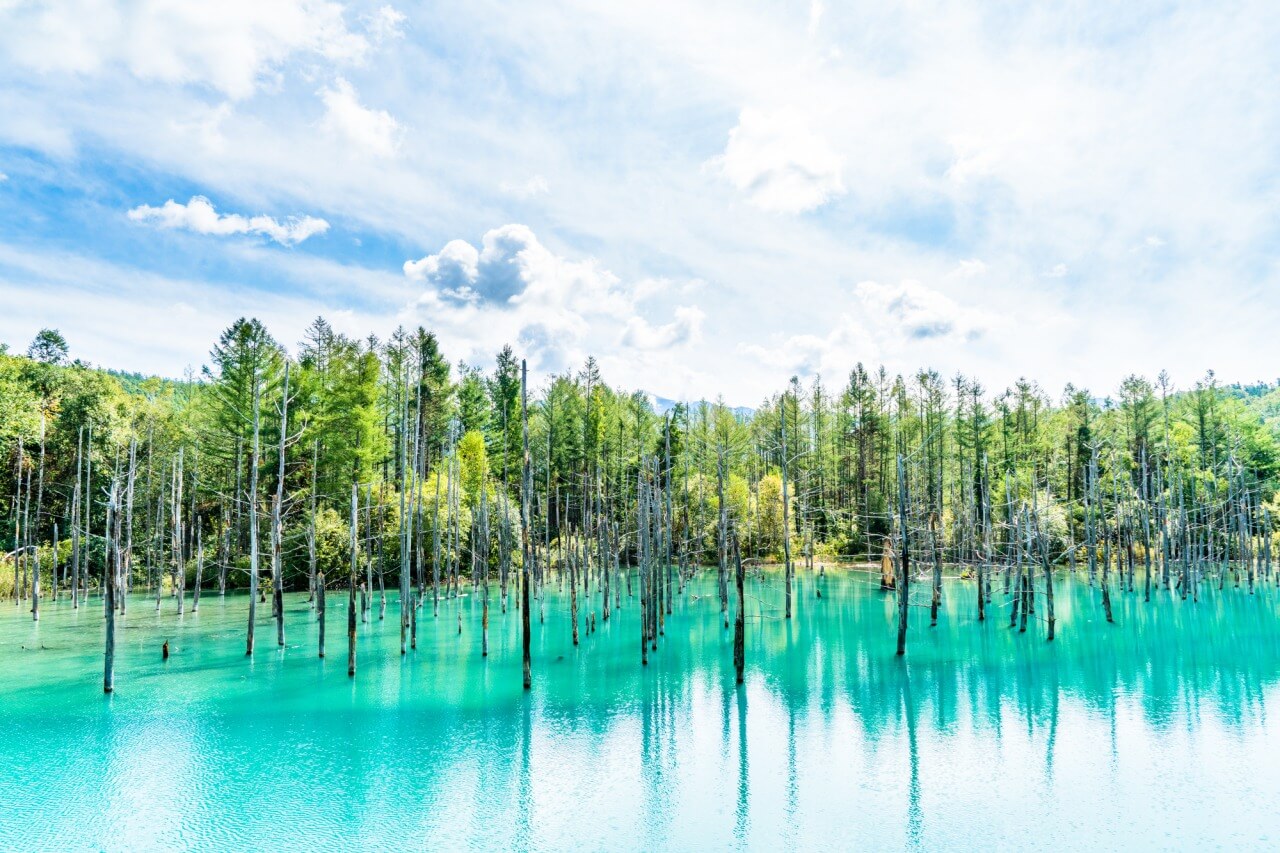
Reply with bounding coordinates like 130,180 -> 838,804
404,238 -> 480,296
406,224 -> 628,314
856,279 -> 986,341
403,224 -> 701,371
320,78 -> 401,157
742,279 -> 989,376
709,108 -> 845,214
0,0 -> 368,100
128,196 -> 329,246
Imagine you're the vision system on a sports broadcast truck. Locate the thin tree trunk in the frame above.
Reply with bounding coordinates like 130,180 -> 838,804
247,377 -> 261,656
520,360 -> 533,690
896,454 -> 910,656
348,483 -> 358,677
103,478 -> 120,694
733,526 -> 745,685
317,571 -> 326,658
274,362 -> 289,647
782,393 -> 793,620
193,528 -> 203,612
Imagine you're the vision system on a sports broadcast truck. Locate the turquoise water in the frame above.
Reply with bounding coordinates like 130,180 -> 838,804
3,571 -> 1280,851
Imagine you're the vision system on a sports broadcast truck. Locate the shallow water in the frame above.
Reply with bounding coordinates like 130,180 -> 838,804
2,571 -> 1279,851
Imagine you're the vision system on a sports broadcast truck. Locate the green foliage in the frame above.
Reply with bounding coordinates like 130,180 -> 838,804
27,328 -> 69,365
6,317 -> 1280,584
458,430 -> 489,507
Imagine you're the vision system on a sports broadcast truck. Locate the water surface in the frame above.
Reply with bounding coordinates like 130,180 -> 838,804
2,572 -> 1278,850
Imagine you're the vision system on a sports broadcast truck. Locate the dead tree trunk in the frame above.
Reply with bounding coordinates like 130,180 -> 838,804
308,440 -> 318,605
103,477 -> 120,694
348,482 -> 358,677
173,448 -> 184,616
72,427 -> 82,610
273,362 -> 289,648
317,570 -> 326,658
193,528 -> 203,612
732,526 -> 745,685
781,393 -> 793,620
929,511 -> 942,628
896,454 -> 910,656
520,360 -> 533,690
246,377 -> 261,656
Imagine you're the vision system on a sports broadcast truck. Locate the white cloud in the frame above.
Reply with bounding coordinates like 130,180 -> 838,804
631,277 -> 699,302
127,196 -> 329,246
320,78 -> 401,157
708,108 -> 845,214
742,279 -> 990,378
403,224 -> 701,372
363,6 -> 406,43
807,0 -> 825,39
0,173 -> 7,183
499,175 -> 550,198
1045,263 -> 1068,278
403,238 -> 480,296
0,241 -> 398,379
740,315 -> 868,377
407,223 -> 628,315
953,259 -> 987,279
623,305 -> 705,349
0,0 -> 368,100
6,0 -> 1280,403
855,280 -> 987,341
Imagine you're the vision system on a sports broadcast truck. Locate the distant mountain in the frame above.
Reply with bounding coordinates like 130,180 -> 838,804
644,392 -> 756,420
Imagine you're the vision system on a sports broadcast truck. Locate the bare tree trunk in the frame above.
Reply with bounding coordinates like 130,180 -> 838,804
50,522 -> 59,606
896,454 -> 910,656
520,360 -> 533,690
31,417 -> 46,619
978,454 -> 990,621
317,570 -> 326,658
308,440 -> 318,605
122,438 -> 136,614
480,487 -> 490,658
929,511 -> 941,628
398,374 -> 410,656
639,467 -> 649,666
83,423 -> 92,605
103,478 -> 120,694
781,392 -> 793,620
732,526 -> 745,685
193,528 -> 203,612
247,378 -> 261,656
273,362 -> 289,648
173,448 -> 184,616
1035,509 -> 1056,641
72,427 -> 82,610
348,483 -> 358,677
12,437 -> 22,605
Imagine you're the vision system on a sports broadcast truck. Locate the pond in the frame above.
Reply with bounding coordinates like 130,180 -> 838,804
2,570 -> 1278,850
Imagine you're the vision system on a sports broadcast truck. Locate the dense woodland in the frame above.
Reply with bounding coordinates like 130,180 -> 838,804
4,320 -> 1280,688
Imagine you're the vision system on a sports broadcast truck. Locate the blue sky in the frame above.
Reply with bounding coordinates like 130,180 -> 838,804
2,1 -> 1278,405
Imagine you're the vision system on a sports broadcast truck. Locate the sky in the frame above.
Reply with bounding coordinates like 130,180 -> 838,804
1,1 -> 1278,407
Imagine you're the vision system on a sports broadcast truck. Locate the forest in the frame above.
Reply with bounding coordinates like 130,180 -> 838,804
4,319 -> 1280,689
